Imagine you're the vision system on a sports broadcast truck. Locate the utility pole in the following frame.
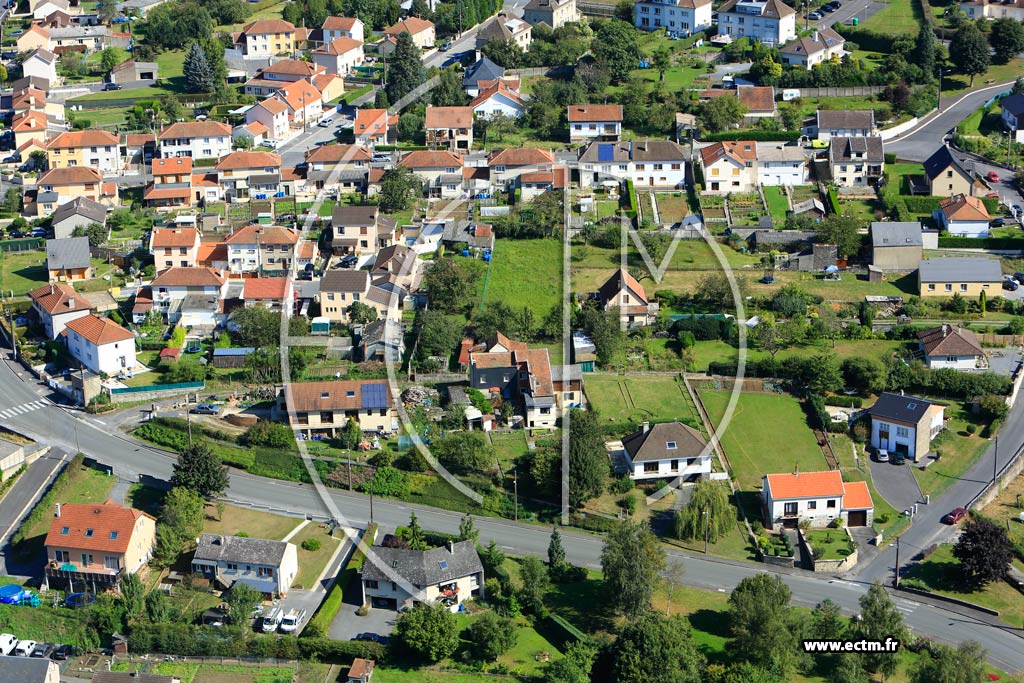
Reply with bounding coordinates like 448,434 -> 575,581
186,404 -> 193,447
993,435 -> 998,485
513,467 -> 518,522
370,483 -> 375,525
703,506 -> 709,554
893,536 -> 900,588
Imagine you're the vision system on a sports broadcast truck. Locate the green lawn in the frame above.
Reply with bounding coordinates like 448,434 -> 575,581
698,391 -> 826,491
0,248 -> 47,298
942,59 -> 1024,97
454,611 -> 563,676
886,163 -> 926,194
490,431 -> 530,472
291,524 -> 342,589
860,0 -> 924,34
801,528 -> 856,561
479,238 -> 561,318
910,400 -> 990,498
202,502 -> 302,541
763,186 -> 789,225
584,374 -> 700,426
655,192 -> 690,223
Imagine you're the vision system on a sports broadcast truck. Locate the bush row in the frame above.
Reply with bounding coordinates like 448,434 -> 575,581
938,237 -> 1024,249
824,396 -> 863,408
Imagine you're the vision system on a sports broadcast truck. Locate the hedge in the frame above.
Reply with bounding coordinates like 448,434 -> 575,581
701,130 -> 801,142
539,614 -> 591,651
832,24 -> 896,52
938,237 -> 1024,249
827,186 -> 840,214
824,395 -> 863,408
625,178 -> 638,220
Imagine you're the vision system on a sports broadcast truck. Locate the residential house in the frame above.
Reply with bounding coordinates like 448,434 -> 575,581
47,24 -> 109,51
151,226 -> 201,271
353,108 -> 393,146
756,142 -> 808,186
441,222 -> 495,252
22,48 -> 58,85
28,282 -> 92,339
311,36 -> 364,76
45,237 -> 92,281
191,534 -> 298,597
917,324 -> 986,370
51,196 -> 106,239
918,257 -> 1002,298
870,221 -> 922,272
361,540 -> 484,610
158,121 -> 233,160
149,267 -> 228,322
471,79 -> 526,118
828,136 -> 884,187
737,85 -> 776,118
424,106 -> 474,151
11,110 -> 48,149
121,132 -> 155,168
0,656 -> 60,683
621,421 -> 712,481
761,470 -> 873,529
577,139 -> 688,189
934,193 -> 991,237
488,148 -> 555,187
520,165 -> 568,200
318,270 -> 371,322
383,17 -> 435,49
359,318 -> 404,362
779,27 -> 844,68
597,268 -> 658,327
323,16 -> 364,42
243,60 -> 324,97
64,313 -> 136,374
312,72 -> 345,102
346,659 -> 375,683
304,144 -> 371,194
46,130 -> 120,175
235,121 -> 269,148
469,333 -> 557,429
962,0 -> 1024,21
215,151 -> 283,202
244,98 -> 291,141
551,362 -> 583,412
923,145 -> 983,197
17,25 -> 52,52
716,0 -> 796,46
330,205 -> 397,254
108,59 -> 157,83
12,86 -> 64,121
567,104 -> 623,142
372,244 -> 419,289
522,0 -> 578,28
476,12 -> 532,50
44,499 -> 156,589
462,57 -> 504,97
224,224 -> 300,275
868,392 -> 945,462
35,167 -> 116,212
809,109 -> 876,141
273,379 -> 396,435
634,0 -> 713,35
273,79 -> 324,127
31,0 -> 69,20
699,140 -> 757,193
398,150 -> 464,198
144,157 -> 194,210
1000,92 -> 1024,142
235,19 -> 297,57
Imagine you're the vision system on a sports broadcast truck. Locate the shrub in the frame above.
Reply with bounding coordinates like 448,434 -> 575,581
898,577 -> 930,591
301,538 -> 322,552
611,475 -> 634,495
966,424 -> 977,435
824,396 -> 863,408
240,421 -> 295,449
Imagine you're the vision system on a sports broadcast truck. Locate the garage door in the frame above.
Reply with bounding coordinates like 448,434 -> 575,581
847,510 -> 867,527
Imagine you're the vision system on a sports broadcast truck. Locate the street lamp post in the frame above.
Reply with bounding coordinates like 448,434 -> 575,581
703,507 -> 709,554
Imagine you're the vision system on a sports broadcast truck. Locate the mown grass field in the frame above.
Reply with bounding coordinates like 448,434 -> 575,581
480,238 -> 562,318
584,374 -> 699,425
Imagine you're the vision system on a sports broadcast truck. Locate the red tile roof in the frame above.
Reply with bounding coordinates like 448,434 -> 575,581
567,104 -> 623,122
765,470 -> 845,500
699,140 -> 757,167
398,150 -> 463,169
215,151 -> 282,171
285,380 -> 392,411
29,282 -> 90,314
12,110 -> 47,132
152,157 -> 193,175
242,18 -> 297,34
424,106 -> 473,129
384,16 -> 434,36
150,267 -> 226,288
255,97 -> 288,116
46,130 -> 118,149
354,108 -> 388,136
737,85 -> 775,113
316,36 -> 362,55
471,79 -> 524,108
159,120 -> 232,140
65,314 -> 134,345
323,16 -> 360,30
151,227 -> 198,248
939,193 -> 989,221
263,59 -> 321,76
224,224 -> 299,245
488,148 -> 554,167
305,144 -> 372,164
842,480 -> 873,510
244,277 -> 290,300
38,166 -> 102,185
276,79 -> 322,112
44,500 -> 155,555
197,242 -> 228,266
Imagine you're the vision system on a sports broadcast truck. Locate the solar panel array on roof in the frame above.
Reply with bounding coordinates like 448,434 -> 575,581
597,144 -> 615,162
213,347 -> 256,356
361,383 -> 387,410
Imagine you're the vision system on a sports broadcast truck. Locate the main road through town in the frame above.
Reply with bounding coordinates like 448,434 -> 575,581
1,349 -> 1023,670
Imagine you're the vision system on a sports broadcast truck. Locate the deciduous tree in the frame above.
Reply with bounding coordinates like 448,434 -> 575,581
673,479 -> 733,543
543,641 -> 596,683
385,31 -> 426,103
910,640 -> 987,683
394,603 -> 459,662
953,517 -> 1013,587
601,519 -> 665,617
593,20 -> 640,83
856,582 -> 907,678
989,18 -> 1024,64
518,555 -> 550,615
698,95 -> 747,133
609,612 -> 705,683
950,22 -> 990,86
378,166 -> 422,212
728,573 -> 799,676
170,443 -> 229,498
467,611 -> 517,661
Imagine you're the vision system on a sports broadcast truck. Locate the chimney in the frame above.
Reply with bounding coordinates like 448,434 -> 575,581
67,297 -> 74,308
642,421 -> 650,433
447,540 -> 455,554
50,283 -> 55,295
813,30 -> 819,42
793,464 -> 799,477
55,503 -> 61,518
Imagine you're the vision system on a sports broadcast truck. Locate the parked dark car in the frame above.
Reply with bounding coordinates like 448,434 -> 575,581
339,254 -> 358,268
51,645 -> 77,660
941,507 -> 967,524
30,643 -> 54,658
8,230 -> 25,238
990,218 -> 1005,228
1014,272 -> 1024,284
1004,278 -> 1019,291
103,82 -> 123,91
192,403 -> 220,415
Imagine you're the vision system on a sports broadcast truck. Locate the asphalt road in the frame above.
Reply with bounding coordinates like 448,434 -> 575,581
2,350 -> 1024,670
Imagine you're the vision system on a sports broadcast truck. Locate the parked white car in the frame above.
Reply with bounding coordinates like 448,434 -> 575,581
14,640 -> 36,657
0,634 -> 17,656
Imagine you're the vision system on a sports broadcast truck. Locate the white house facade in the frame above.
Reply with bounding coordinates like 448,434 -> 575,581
634,0 -> 713,35
761,470 -> 874,529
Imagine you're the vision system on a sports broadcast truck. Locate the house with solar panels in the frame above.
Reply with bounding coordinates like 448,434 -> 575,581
272,380 -> 397,436
576,139 -> 688,189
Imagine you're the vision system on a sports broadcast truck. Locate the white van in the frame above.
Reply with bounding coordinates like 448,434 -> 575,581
261,608 -> 283,633
14,640 -> 36,656
279,609 -> 306,633
0,634 -> 17,656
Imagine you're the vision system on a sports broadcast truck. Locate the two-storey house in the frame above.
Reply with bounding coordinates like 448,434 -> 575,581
761,470 -> 873,529
158,121 -> 232,160
716,0 -> 796,46
699,140 -> 757,193
634,0 -> 713,35
382,17 -> 435,49
779,27 -> 845,69
596,268 -> 658,327
522,0 -> 578,28
63,314 -> 136,375
151,225 -> 201,271
274,379 -> 396,436
215,151 -> 283,202
330,205 -> 397,255
149,267 -> 228,322
22,48 -> 58,85
191,534 -> 298,597
34,167 -> 117,213
52,196 -> 107,239
469,333 -> 558,430
756,142 -> 808,186
828,136 -> 884,187
923,146 -> 982,198
144,157 -> 194,210
398,150 -> 464,199
808,109 -> 876,141
354,108 -> 395,146
424,106 -> 474,151
577,139 -> 687,189
621,421 -> 712,481
476,12 -> 532,50
273,79 -> 324,127
224,224 -> 300,275
312,36 -> 364,76
868,392 -> 945,462
361,540 -> 484,610
488,148 -> 555,188
46,130 -> 119,175
304,144 -> 372,194
244,98 -> 291,141
471,79 -> 526,118
29,282 -> 92,339
322,16 -> 365,42
567,104 -> 622,142
235,19 -> 297,57
934,193 -> 991,237
1000,93 -> 1024,142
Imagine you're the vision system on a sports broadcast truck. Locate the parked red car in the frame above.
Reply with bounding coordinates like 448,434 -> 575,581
941,507 -> 967,524
987,171 -> 1000,182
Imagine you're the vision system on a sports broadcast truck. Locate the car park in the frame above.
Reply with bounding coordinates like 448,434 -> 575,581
942,507 -> 967,524
192,403 -> 220,415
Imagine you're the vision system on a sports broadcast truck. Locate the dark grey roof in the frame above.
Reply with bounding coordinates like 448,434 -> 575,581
361,318 -> 402,346
45,236 -> 92,270
0,655 -> 55,683
622,421 -> 707,463
828,136 -> 884,163
250,172 -> 281,185
752,230 -> 816,245
181,294 -> 219,311
792,198 -> 825,215
923,146 -> 973,182
869,392 -> 936,425
551,364 -> 582,382
462,57 -> 504,88
871,222 -> 922,248
332,204 -> 378,227
92,672 -> 175,683
577,140 -> 686,164
360,539 -> 483,587
52,196 -> 107,225
321,269 -> 370,292
816,109 -> 874,131
918,257 -> 1002,283
37,191 -> 59,203
194,533 -> 290,566
1001,92 -> 1024,118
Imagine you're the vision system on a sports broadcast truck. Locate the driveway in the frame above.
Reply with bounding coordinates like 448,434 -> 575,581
868,456 -> 923,514
274,588 -> 329,636
986,346 -> 1023,377
329,571 -> 398,642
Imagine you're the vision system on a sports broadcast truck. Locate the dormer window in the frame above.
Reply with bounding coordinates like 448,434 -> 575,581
666,441 -> 677,449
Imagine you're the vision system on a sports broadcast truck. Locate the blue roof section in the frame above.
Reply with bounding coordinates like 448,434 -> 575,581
597,143 -> 615,162
213,347 -> 256,356
361,383 -> 387,410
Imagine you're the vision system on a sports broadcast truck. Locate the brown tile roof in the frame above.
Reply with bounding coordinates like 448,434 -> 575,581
524,348 -> 553,396
242,18 -> 297,34
939,193 -> 990,221
44,500 -> 154,554
354,108 -> 388,136
398,150 -> 463,168
567,104 -> 623,122
347,659 -> 375,680
144,186 -> 191,201
765,470 -> 845,500
215,151 -> 282,170
520,165 -> 568,187
64,314 -> 134,345
597,268 -> 648,305
424,105 -> 473,129
699,140 -> 757,167
779,26 -> 844,56
197,242 -> 228,266
255,97 -> 289,116
12,110 -> 47,132
263,59 -> 321,76
225,224 -> 299,245
384,16 -> 434,36
29,282 -> 90,314
320,269 -> 370,292
46,130 -> 118,149
150,266 -> 226,288
323,16 -> 360,30
38,166 -> 102,185
737,85 -> 775,113
276,79 -> 322,112
488,148 -> 554,167
471,80 -> 524,108
159,120 -> 232,140
298,241 -> 316,259
244,277 -> 290,300
917,324 -> 985,357
285,379 -> 392,411
152,157 -> 193,175
719,0 -> 794,18
124,133 -> 155,147
316,36 -> 362,55
305,144 -> 372,164
244,121 -> 269,136
622,421 -> 708,462
476,77 -> 520,92
151,227 -> 198,248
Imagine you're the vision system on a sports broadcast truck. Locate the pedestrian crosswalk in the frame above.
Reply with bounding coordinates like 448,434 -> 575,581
0,400 -> 46,420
